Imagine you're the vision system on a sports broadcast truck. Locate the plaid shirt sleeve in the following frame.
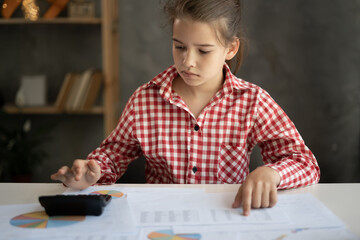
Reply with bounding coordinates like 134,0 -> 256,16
248,89 -> 320,189
86,91 -> 142,184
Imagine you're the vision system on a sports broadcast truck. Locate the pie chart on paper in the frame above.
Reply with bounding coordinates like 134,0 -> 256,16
10,211 -> 85,229
90,190 -> 124,199
147,229 -> 201,240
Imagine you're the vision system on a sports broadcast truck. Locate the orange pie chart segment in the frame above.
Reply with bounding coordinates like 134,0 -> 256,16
90,190 -> 124,199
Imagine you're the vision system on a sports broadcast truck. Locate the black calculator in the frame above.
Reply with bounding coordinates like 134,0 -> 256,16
39,194 -> 112,216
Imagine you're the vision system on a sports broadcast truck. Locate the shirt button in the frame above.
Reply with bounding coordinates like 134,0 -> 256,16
194,125 -> 200,131
192,166 -> 198,173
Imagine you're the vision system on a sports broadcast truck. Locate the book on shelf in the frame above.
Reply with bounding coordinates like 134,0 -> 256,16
71,69 -> 94,110
55,72 -> 79,110
55,69 -> 103,111
82,71 -> 103,109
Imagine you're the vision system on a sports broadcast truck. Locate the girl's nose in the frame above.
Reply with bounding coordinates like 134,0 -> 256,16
183,50 -> 196,68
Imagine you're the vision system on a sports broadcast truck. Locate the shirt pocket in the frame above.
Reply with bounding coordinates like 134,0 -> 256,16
217,144 -> 249,184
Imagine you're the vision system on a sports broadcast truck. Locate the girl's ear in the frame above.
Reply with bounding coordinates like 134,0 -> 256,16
225,38 -> 240,60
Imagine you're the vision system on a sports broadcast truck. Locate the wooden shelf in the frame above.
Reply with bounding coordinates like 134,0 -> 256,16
0,0 -> 119,136
3,105 -> 103,115
0,18 -> 101,25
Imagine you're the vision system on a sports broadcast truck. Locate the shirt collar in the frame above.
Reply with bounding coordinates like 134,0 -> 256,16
150,64 -> 249,101
223,63 -> 250,92
149,65 -> 178,102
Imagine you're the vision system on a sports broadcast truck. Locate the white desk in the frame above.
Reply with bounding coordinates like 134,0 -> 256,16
0,183 -> 359,237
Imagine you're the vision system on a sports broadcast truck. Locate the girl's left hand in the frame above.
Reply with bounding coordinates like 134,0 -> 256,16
232,166 -> 280,216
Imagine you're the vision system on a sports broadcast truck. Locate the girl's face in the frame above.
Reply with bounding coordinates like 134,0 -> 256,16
172,17 -> 238,89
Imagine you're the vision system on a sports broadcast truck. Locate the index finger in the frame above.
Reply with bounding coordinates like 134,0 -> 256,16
232,187 -> 242,208
50,166 -> 72,181
242,187 -> 252,216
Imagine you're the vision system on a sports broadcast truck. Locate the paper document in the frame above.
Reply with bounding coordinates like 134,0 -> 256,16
1,186 -> 137,240
140,227 -> 358,240
2,185 -> 358,240
129,190 -> 288,226
173,193 -> 347,233
0,200 -> 135,239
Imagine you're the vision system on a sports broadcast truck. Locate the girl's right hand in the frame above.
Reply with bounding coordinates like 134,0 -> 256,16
50,159 -> 101,190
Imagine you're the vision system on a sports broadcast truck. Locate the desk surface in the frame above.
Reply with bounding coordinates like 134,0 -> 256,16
0,183 -> 359,237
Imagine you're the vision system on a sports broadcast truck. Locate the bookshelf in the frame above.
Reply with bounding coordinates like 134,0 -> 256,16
3,105 -> 103,114
0,18 -> 101,24
1,0 -> 119,136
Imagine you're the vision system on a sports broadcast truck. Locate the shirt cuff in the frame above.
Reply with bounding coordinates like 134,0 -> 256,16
264,164 -> 287,189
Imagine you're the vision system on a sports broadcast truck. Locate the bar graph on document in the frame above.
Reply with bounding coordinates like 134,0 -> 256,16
135,206 -> 288,226
139,209 -> 200,225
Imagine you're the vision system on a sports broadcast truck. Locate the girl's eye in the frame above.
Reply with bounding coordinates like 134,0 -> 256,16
175,45 -> 185,50
199,50 -> 210,54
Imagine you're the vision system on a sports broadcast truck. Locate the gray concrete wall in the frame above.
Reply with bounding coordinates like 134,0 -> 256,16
0,0 -> 359,183
240,0 -> 360,182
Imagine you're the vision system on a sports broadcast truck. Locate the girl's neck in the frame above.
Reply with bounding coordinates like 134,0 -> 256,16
172,73 -> 225,119
173,73 -> 224,99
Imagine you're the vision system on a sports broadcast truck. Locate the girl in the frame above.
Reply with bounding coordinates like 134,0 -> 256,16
51,0 -> 320,216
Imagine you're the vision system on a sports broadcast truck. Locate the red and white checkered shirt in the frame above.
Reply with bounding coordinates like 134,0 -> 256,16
87,64 -> 320,189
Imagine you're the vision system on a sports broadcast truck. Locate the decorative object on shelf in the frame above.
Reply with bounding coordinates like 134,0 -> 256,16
0,118 -> 51,182
68,0 -> 94,18
15,75 -> 47,107
1,0 -> 22,19
22,0 -> 39,21
1,0 -> 39,21
43,0 -> 70,19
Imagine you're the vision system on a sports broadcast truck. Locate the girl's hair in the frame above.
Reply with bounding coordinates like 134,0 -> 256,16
163,0 -> 247,74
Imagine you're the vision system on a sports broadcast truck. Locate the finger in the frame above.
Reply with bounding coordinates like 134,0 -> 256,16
87,160 -> 100,174
72,165 -> 82,181
251,183 -> 262,209
86,160 -> 101,184
232,187 -> 242,208
51,166 -> 71,182
269,187 -> 278,208
55,166 -> 71,178
242,186 -> 252,216
261,185 -> 270,208
72,160 -> 86,181
50,173 -> 62,181
58,166 -> 70,175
